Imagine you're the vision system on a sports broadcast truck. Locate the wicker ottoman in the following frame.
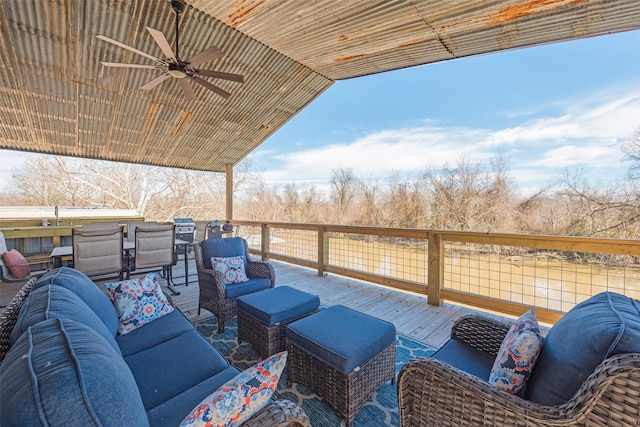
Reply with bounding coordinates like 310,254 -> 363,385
237,286 -> 320,358
286,305 -> 396,426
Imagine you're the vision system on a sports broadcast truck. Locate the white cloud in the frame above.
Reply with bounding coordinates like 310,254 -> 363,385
259,85 -> 640,193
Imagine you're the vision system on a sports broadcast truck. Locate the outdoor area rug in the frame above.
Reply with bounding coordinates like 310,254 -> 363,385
194,316 -> 438,427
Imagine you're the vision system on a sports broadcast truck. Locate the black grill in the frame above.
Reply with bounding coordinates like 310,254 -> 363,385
173,217 -> 195,253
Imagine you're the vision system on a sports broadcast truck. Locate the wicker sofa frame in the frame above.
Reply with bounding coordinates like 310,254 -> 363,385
0,277 -> 310,427
397,314 -> 640,427
194,239 -> 275,334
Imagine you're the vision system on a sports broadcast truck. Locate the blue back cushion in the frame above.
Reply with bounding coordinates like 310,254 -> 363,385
33,267 -> 119,335
201,237 -> 247,270
10,285 -> 120,355
0,318 -> 148,427
525,292 -> 640,405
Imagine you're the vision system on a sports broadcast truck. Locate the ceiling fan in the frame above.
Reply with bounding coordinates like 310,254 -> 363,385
96,0 -> 244,100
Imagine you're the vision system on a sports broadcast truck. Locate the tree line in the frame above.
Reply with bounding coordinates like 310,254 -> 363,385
1,127 -> 639,239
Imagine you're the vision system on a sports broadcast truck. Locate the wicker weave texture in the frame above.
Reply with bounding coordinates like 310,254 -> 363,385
287,339 -> 396,426
243,399 -> 312,427
0,276 -> 37,363
194,239 -> 275,334
397,316 -> 640,427
238,308 -> 319,359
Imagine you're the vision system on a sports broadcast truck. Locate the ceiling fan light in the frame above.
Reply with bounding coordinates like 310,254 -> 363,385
168,68 -> 187,78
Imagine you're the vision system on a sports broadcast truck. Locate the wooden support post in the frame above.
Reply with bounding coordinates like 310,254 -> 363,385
225,163 -> 233,221
261,223 -> 270,261
317,226 -> 326,276
427,231 -> 444,306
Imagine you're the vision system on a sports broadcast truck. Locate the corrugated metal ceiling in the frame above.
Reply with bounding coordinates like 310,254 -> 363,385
0,0 -> 638,173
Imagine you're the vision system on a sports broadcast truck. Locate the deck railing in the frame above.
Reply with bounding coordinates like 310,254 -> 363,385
3,220 -> 639,323
232,220 -> 640,324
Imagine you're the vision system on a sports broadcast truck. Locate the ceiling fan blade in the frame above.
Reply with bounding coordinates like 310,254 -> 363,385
145,26 -> 177,63
178,79 -> 197,101
100,62 -> 158,69
186,46 -> 223,67
188,75 -> 230,98
140,73 -> 171,90
96,35 -> 160,63
195,69 -> 244,83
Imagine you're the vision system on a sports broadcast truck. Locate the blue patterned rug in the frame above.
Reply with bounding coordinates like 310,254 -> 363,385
194,316 -> 438,427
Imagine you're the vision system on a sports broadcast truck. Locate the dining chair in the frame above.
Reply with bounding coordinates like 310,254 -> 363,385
125,221 -> 157,242
130,224 -> 179,294
72,225 -> 125,280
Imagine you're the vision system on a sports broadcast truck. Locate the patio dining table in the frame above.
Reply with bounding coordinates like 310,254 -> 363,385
50,239 -> 192,286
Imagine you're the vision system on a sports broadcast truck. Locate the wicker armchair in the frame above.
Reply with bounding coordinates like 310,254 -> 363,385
194,237 -> 275,333
397,314 -> 640,427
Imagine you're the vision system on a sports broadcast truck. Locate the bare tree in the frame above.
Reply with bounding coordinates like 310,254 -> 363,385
330,168 -> 360,224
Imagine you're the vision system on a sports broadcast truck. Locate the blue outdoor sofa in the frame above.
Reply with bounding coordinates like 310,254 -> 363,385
0,267 -> 309,426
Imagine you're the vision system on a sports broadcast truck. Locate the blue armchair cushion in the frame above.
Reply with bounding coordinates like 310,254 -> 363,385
0,318 -> 148,427
525,292 -> 640,406
225,277 -> 272,299
432,338 -> 497,381
10,284 -> 120,355
33,267 -> 119,335
201,237 -> 247,270
286,305 -> 396,374
238,286 -> 320,326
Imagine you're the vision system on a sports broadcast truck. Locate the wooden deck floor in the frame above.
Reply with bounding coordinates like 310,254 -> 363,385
169,254 -> 509,349
0,253 -> 511,349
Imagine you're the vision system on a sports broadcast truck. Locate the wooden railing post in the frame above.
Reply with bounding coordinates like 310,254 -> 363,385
261,223 -> 270,261
318,226 -> 326,276
427,231 -> 444,306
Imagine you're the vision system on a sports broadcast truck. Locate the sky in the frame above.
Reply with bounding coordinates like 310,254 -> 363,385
2,29 -> 640,196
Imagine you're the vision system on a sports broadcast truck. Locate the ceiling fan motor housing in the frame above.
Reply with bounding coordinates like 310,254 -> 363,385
171,0 -> 185,15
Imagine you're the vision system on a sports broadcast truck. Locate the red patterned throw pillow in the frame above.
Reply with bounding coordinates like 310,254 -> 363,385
180,351 -> 287,427
489,309 -> 543,394
2,249 -> 30,279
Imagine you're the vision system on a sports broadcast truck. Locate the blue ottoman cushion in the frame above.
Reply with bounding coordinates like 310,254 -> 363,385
225,277 -> 272,299
0,318 -> 148,427
525,292 -> 640,406
238,286 -> 320,326
10,285 -> 120,355
286,305 -> 396,374
201,237 -> 247,270
33,267 -> 119,335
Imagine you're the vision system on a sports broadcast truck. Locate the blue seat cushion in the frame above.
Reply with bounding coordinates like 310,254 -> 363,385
432,338 -> 496,381
238,286 -> 320,326
225,277 -> 271,299
123,329 -> 231,411
525,292 -> 640,406
33,267 -> 119,335
117,308 -> 195,357
286,305 -> 396,374
11,285 -> 120,355
146,367 -> 240,426
201,237 -> 247,270
0,318 -> 148,427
